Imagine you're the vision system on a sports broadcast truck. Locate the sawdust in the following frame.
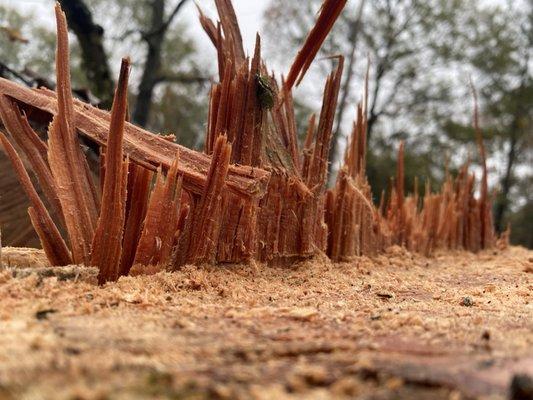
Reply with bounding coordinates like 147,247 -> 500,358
0,246 -> 531,399
0,246 -> 50,268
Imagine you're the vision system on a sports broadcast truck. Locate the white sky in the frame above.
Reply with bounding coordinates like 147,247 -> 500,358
5,0 -> 289,80
5,0 -> 272,58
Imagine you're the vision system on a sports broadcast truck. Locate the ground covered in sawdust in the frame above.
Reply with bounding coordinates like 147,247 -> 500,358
0,246 -> 531,400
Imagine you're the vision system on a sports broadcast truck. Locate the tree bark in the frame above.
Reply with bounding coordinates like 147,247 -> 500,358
58,0 -> 115,109
494,128 -> 517,233
132,0 -> 189,127
132,0 -> 165,127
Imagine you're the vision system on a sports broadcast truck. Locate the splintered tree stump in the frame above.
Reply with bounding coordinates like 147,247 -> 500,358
0,0 -> 502,281
0,1 -> 523,399
200,12 -> 345,263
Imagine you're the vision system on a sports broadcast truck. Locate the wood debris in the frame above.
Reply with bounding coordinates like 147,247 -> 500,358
0,131 -> 71,266
0,80 -> 270,199
133,157 -> 182,269
0,1 -> 501,282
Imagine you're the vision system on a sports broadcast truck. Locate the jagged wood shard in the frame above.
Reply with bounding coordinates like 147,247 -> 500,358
119,163 -> 154,276
184,134 -> 231,265
284,0 -> 349,92
47,4 -> 99,265
91,58 -> 130,284
134,157 -> 182,269
0,96 -> 64,225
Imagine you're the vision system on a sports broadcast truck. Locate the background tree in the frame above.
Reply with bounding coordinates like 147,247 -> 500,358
264,0 -> 467,181
61,0 -> 210,135
0,5 -> 59,85
58,0 -> 115,108
264,0 -> 532,247
0,0 -> 209,146
441,0 -> 532,241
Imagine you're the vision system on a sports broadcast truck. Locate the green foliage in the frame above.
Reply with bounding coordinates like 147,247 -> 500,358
145,22 -> 209,148
150,84 -> 207,150
82,0 -> 209,144
438,1 -> 532,235
366,133 -> 441,204
263,0 -> 473,174
0,6 -> 28,66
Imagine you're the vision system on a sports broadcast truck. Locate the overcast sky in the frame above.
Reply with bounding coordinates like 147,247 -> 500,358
5,0 -> 291,80
6,0 -> 271,57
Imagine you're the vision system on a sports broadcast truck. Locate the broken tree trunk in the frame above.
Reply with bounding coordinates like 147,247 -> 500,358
0,79 -> 270,200
0,0 -> 500,279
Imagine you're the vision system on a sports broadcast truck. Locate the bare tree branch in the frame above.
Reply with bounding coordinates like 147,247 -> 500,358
156,74 -> 210,84
0,61 -> 35,87
144,0 -> 190,39
162,0 -> 190,32
366,2 -> 416,140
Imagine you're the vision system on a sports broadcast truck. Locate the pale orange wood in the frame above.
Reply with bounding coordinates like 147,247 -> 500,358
46,4 -> 99,265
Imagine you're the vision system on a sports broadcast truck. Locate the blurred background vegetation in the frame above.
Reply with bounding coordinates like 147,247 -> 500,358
0,0 -> 531,248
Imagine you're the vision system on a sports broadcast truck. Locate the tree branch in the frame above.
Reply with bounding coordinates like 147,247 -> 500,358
366,1 -> 411,140
144,0 -> 190,39
163,0 -> 190,31
156,73 -> 210,84
0,61 -> 35,87
133,0 -> 165,127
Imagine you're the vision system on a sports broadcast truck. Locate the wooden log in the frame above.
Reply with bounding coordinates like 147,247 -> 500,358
0,78 -> 270,200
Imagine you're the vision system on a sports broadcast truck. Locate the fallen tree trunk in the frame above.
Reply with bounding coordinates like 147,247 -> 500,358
0,78 -> 270,200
